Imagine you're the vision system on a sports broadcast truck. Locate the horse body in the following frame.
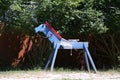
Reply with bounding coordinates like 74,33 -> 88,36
35,21 -> 97,73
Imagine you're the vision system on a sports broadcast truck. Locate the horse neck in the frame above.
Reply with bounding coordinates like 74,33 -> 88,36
42,27 -> 60,44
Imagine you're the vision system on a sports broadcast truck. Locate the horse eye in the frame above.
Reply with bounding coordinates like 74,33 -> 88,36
42,24 -> 44,27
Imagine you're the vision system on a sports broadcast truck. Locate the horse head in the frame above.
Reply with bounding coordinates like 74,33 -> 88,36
35,24 -> 46,33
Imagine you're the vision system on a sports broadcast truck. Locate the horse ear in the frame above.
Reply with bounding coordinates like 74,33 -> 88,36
45,21 -> 49,24
45,21 -> 50,26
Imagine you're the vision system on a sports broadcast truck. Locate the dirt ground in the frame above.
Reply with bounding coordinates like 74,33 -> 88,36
0,70 -> 120,80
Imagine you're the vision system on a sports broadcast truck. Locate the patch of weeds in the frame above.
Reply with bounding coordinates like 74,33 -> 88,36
54,67 -> 81,73
117,68 -> 120,72
55,68 -> 71,73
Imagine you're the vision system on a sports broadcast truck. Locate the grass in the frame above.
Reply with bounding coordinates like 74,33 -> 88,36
0,68 -> 119,80
0,67 -> 120,74
0,67 -> 119,76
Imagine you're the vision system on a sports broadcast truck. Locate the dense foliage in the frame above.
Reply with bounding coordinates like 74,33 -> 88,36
0,0 -> 112,35
1,0 -> 120,35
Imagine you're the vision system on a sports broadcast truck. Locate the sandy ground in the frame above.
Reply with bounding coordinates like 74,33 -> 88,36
0,70 -> 120,80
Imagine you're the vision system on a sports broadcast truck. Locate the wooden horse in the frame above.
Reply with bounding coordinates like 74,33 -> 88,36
35,21 -> 97,73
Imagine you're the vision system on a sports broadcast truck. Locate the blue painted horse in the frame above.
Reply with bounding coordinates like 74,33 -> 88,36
35,21 -> 97,73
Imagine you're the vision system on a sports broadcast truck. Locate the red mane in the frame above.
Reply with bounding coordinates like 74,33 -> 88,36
45,21 -> 62,40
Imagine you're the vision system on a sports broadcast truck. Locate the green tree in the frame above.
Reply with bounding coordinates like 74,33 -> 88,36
93,0 -> 120,34
0,0 -> 109,35
33,0 -> 108,37
0,0 -> 36,35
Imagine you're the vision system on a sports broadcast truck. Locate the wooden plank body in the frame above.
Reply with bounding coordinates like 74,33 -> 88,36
35,21 -> 97,73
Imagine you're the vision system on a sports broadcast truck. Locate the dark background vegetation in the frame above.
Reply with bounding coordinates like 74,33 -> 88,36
0,0 -> 120,70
